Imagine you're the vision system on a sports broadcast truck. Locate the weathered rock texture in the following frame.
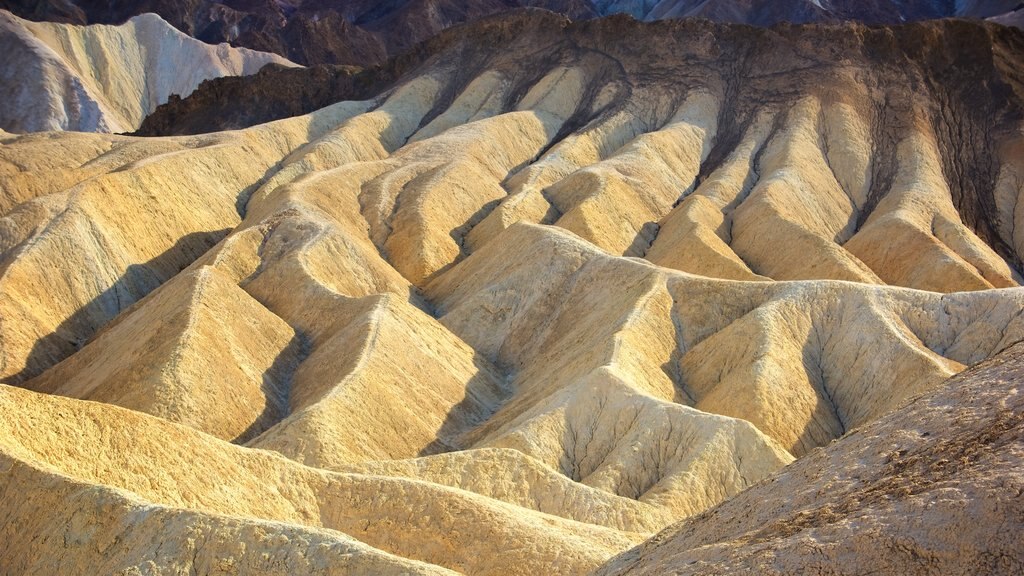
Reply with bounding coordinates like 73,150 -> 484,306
0,9 -> 294,132
594,341 -> 1024,575
0,9 -> 1023,576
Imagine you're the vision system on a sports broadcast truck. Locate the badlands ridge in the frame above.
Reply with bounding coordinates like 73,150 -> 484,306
0,10 -> 293,132
0,9 -> 1023,575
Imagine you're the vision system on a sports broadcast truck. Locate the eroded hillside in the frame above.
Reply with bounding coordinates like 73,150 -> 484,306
595,341 -> 1024,575
0,9 -> 1023,576
0,9 -> 294,132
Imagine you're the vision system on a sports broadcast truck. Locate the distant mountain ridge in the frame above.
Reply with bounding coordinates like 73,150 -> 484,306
1,0 -> 1021,66
0,9 -> 294,132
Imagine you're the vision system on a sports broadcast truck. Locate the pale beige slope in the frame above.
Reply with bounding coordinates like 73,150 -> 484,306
194,187 -> 498,467
46,176 -> 509,467
190,72 -> 456,308
339,448 -> 675,533
201,67 -> 561,312
465,85 -> 717,257
665,98 -> 1017,291
428,223 -> 1024,458
0,9 -> 119,134
594,343 -> 1024,576
0,384 -> 640,576
235,65 -> 588,292
426,223 -> 794,518
175,106 -> 513,466
250,292 -> 508,467
407,69 -> 513,143
728,97 -> 881,283
0,99 -> 370,385
846,127 -> 1022,291
447,80 -> 1019,293
358,65 -> 588,285
472,368 -> 794,520
174,158 -> 706,537
1,62 -> 1017,395
0,10 -> 295,133
644,109 -> 775,281
466,94 -> 660,251
26,102 -> 654,532
24,265 -> 302,443
244,72 -> 450,212
0,457 -> 455,576
548,90 -> 719,257
674,280 -> 963,455
0,130 -> 196,215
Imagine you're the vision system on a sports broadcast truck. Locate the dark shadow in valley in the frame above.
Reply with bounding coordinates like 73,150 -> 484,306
417,353 -> 511,458
234,331 -> 310,444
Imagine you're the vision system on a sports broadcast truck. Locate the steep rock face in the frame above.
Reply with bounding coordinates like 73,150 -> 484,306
0,9 -> 294,132
1,9 -> 1023,575
594,342 -> 1024,575
135,63 -> 386,135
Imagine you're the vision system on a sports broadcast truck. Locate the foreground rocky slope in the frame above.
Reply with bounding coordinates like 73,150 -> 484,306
595,341 -> 1024,575
0,9 -> 1023,576
0,9 -> 294,132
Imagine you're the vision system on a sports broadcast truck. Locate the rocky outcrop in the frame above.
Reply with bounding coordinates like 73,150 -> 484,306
134,63 -> 381,135
0,9 -> 294,132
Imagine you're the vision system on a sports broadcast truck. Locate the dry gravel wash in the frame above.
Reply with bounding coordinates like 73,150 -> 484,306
0,11 -> 1023,576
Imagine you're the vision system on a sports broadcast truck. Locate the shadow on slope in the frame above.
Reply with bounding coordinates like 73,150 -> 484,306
2,229 -> 229,385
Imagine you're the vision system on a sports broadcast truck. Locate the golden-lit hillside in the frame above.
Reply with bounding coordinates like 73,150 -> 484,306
1,9 -> 1023,575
